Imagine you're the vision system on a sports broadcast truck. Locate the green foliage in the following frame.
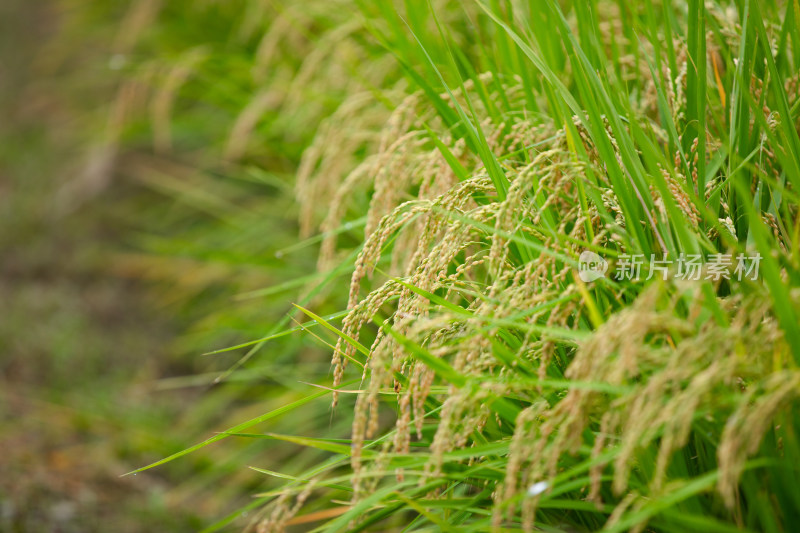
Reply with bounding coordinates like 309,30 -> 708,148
110,0 -> 800,531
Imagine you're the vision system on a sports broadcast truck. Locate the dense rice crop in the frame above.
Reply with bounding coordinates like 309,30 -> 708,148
108,0 -> 800,531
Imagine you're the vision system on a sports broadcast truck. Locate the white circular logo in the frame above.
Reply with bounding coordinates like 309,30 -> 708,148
578,250 -> 608,282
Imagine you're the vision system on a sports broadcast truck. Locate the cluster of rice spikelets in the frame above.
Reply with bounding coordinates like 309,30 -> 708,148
277,4 -> 799,531
499,285 -> 792,531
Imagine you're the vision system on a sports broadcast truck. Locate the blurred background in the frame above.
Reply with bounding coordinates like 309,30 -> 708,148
0,1 -> 210,530
0,0 -> 410,527
0,0 -> 354,530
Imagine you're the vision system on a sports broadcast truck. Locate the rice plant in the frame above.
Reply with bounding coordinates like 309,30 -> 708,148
120,0 -> 800,531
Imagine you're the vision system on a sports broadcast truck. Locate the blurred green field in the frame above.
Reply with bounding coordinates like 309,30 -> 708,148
0,3 -> 196,530
0,1 -> 279,530
0,1 -> 376,530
